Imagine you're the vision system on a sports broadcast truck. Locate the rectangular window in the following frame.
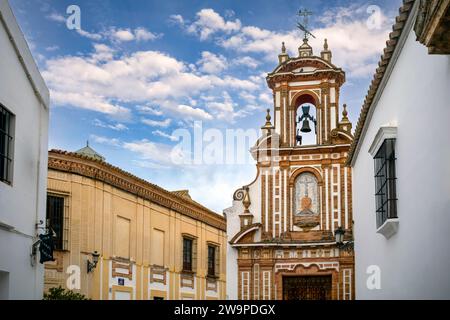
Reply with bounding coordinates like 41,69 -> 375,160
46,195 -> 65,250
374,138 -> 397,228
0,105 -> 14,184
207,245 -> 216,277
183,238 -> 193,272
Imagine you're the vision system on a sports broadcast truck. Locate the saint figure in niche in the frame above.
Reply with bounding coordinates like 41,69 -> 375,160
295,172 -> 319,216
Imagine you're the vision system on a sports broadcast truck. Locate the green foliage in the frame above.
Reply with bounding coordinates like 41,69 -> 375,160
43,286 -> 90,300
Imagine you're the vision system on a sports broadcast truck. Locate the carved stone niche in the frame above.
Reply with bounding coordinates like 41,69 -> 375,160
293,215 -> 320,231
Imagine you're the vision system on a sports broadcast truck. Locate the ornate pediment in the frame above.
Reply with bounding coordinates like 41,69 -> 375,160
266,57 -> 345,89
270,57 -> 337,75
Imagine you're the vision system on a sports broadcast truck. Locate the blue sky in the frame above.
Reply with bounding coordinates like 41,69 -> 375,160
10,0 -> 402,212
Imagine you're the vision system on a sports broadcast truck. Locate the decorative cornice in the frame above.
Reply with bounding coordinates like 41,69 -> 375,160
267,57 -> 345,89
48,150 -> 226,231
414,0 -> 450,54
346,0 -> 415,166
267,70 -> 345,89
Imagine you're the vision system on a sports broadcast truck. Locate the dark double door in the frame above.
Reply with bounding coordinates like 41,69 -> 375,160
283,275 -> 332,300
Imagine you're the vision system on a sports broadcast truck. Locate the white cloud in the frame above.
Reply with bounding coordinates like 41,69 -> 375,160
135,27 -> 159,41
112,28 -> 135,41
176,104 -> 213,121
259,92 -> 272,105
215,5 -> 392,77
77,29 -> 103,41
153,130 -> 179,142
232,56 -> 259,69
46,12 -> 66,23
197,51 -> 228,74
93,119 -> 128,131
239,91 -> 257,105
108,27 -> 161,42
185,8 -> 241,40
219,26 -> 299,60
91,44 -> 115,62
45,45 -> 59,52
136,105 -> 163,116
163,165 -> 257,212
123,139 -> 186,166
206,92 -> 237,120
50,90 -> 131,118
142,118 -> 172,128
89,134 -> 121,147
43,39 -> 260,120
168,14 -> 184,26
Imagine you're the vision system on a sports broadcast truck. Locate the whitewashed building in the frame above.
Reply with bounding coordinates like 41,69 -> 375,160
347,0 -> 450,299
0,0 -> 50,299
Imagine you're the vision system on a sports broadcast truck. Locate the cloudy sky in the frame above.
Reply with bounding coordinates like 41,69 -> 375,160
10,0 -> 402,212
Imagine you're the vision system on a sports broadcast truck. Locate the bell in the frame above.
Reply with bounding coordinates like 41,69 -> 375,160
300,119 -> 311,133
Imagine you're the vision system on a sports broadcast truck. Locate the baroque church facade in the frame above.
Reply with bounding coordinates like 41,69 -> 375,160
225,36 -> 355,300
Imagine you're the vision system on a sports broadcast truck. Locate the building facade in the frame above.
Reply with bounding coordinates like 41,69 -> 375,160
45,148 -> 227,300
0,0 -> 50,299
225,35 -> 355,300
348,0 -> 450,299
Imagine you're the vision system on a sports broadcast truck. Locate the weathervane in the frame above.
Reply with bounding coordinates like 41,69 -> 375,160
297,9 -> 316,40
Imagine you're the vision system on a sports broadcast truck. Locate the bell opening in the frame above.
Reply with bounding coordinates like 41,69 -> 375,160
296,102 -> 317,146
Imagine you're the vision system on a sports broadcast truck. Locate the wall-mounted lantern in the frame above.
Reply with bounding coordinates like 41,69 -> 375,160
87,251 -> 100,273
335,226 -> 354,252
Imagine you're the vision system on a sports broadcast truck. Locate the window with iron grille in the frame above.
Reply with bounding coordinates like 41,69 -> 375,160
374,139 -> 397,228
182,238 -> 193,272
0,104 -> 14,184
46,195 -> 65,250
207,245 -> 215,277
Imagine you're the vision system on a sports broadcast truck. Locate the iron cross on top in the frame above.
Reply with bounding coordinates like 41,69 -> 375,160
297,9 -> 316,40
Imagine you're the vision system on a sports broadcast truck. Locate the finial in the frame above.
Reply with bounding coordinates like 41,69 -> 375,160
341,104 -> 350,122
242,186 -> 251,213
261,108 -> 274,131
87,140 -> 89,147
281,42 -> 286,53
324,38 -> 328,51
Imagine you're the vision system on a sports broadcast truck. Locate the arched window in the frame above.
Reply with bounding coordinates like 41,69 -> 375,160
294,172 -> 319,216
293,93 -> 318,146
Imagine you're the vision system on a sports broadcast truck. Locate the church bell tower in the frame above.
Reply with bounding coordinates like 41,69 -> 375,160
225,11 -> 355,300
268,37 -> 351,147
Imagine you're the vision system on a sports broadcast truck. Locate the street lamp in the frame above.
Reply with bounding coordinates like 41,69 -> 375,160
334,226 -> 353,252
87,251 -> 100,273
335,226 -> 345,244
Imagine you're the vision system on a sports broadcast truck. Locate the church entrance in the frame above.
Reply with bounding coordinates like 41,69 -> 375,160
282,275 -> 332,300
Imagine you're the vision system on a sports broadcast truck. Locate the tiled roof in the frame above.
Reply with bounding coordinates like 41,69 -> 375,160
346,0 -> 416,165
